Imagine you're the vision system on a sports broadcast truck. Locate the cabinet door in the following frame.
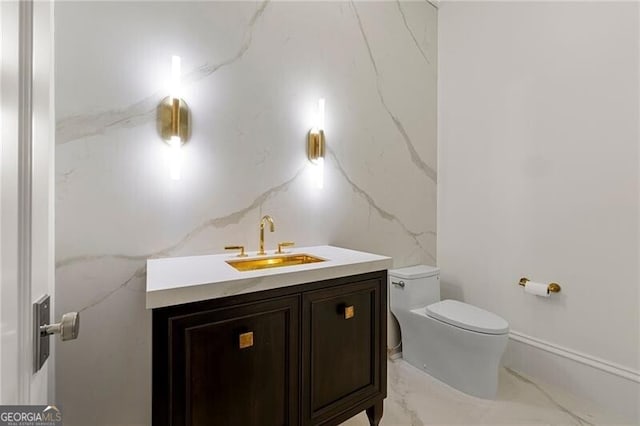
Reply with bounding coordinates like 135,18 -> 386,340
157,296 -> 299,426
302,278 -> 384,424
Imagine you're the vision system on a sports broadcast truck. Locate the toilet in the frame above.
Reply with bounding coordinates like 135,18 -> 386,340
389,265 -> 509,399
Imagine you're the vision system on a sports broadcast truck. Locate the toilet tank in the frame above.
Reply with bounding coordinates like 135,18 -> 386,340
389,265 -> 440,312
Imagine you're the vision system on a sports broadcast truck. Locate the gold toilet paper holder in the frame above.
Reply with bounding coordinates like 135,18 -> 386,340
519,277 -> 561,293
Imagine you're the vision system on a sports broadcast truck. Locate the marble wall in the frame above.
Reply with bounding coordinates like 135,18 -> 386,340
55,2 -> 437,424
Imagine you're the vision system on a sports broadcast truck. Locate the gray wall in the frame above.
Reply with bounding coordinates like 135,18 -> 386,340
438,2 -> 638,421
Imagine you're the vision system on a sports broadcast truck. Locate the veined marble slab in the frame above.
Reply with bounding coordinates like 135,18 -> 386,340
56,1 -> 435,422
146,245 -> 392,309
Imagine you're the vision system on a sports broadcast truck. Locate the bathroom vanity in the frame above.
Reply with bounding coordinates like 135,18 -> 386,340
147,245 -> 392,426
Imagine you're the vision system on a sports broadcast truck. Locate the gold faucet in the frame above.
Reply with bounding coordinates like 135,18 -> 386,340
258,215 -> 275,255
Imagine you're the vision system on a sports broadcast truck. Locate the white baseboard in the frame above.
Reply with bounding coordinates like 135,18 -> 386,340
509,331 -> 640,383
504,330 -> 640,423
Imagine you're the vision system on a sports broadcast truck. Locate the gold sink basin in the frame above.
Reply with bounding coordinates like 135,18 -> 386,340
226,253 -> 326,272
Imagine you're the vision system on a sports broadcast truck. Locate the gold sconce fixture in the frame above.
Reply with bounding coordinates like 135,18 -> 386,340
157,56 -> 191,180
307,129 -> 325,162
308,98 -> 325,189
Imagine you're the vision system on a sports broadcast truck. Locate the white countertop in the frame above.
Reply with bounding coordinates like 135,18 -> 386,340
146,245 -> 392,309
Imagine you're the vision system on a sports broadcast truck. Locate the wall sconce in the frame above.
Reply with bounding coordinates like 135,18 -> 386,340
308,98 -> 325,189
158,56 -> 190,180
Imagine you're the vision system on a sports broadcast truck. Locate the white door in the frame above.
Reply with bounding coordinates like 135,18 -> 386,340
0,0 -> 55,405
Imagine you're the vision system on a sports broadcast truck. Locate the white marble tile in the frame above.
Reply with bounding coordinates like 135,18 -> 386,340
341,360 -> 626,426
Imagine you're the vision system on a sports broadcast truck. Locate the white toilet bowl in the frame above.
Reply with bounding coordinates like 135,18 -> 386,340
390,266 -> 509,399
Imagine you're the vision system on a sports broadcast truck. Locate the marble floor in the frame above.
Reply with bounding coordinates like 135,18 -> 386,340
342,359 -> 627,426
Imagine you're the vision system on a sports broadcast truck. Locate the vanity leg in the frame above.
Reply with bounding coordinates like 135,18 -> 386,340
366,401 -> 383,426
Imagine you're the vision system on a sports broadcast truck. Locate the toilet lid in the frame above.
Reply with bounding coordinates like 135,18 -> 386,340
426,300 -> 509,335
389,265 -> 440,279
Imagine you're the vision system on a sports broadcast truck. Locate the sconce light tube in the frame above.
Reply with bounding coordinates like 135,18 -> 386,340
169,136 -> 183,180
170,55 -> 181,100
308,98 -> 326,164
158,55 -> 191,180
308,98 -> 326,189
318,98 -> 325,130
314,157 -> 324,189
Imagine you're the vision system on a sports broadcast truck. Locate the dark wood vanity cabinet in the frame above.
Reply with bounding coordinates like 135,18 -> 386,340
155,297 -> 299,425
302,280 -> 383,425
153,270 -> 387,426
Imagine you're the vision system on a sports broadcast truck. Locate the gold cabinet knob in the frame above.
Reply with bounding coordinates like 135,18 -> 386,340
344,305 -> 355,320
239,331 -> 254,349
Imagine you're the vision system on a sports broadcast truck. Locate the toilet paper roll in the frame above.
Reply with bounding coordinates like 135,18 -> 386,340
524,280 -> 550,297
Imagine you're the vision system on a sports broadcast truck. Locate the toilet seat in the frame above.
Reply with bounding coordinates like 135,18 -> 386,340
426,300 -> 509,335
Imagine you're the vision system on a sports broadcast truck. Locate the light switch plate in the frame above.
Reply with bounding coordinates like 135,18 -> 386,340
34,295 -> 50,372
